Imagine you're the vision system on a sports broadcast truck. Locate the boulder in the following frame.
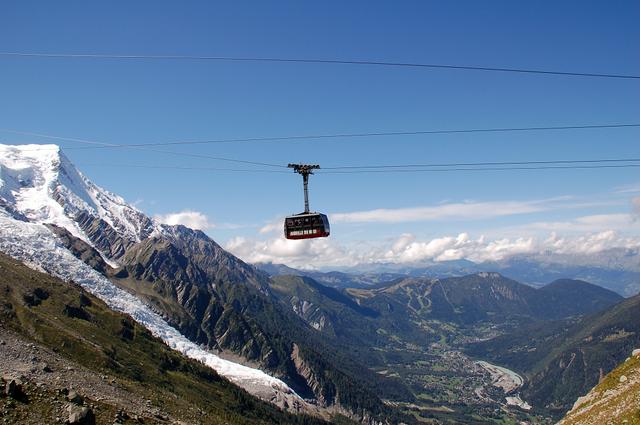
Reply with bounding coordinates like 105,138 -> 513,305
5,379 -> 24,399
67,404 -> 95,425
632,348 -> 640,357
66,390 -> 83,404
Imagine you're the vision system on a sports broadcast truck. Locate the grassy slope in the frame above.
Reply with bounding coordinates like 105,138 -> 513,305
558,353 -> 640,425
0,253 -> 331,425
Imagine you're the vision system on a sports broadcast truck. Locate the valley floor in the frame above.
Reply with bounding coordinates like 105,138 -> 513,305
476,360 -> 532,411
371,322 -> 551,424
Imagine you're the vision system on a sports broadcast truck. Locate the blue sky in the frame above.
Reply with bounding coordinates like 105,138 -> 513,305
1,1 -> 638,268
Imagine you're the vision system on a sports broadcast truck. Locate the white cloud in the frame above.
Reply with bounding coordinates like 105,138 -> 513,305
155,210 -> 214,231
378,232 -> 538,263
542,230 -> 640,255
225,226 -> 640,269
226,236 -> 355,269
330,197 -> 576,224
224,195 -> 640,269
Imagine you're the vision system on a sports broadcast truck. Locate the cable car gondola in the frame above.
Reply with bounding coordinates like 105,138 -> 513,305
284,164 -> 330,240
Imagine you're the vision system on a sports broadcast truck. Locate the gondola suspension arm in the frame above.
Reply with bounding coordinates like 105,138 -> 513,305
288,163 -> 320,213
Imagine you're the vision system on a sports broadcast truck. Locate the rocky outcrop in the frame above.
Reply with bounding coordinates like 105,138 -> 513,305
45,224 -> 110,274
290,298 -> 331,333
291,343 -> 332,406
4,378 -> 25,399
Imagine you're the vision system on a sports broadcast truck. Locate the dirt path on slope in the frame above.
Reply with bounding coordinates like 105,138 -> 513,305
0,326 -> 179,424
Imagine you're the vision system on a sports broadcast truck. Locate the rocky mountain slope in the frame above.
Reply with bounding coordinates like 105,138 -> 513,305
274,272 -> 622,358
258,263 -> 406,289
110,231 -> 409,419
536,278 -> 624,319
270,272 -> 623,358
0,253 -> 330,424
558,348 -> 640,425
523,293 -> 640,416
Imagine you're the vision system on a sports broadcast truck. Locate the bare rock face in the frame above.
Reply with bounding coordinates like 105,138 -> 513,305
74,211 -> 136,261
291,343 -> 331,407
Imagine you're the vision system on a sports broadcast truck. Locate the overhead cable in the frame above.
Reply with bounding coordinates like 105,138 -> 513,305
322,158 -> 640,170
1,51 -> 638,80
2,127 -> 638,173
76,163 -> 289,173
318,164 -> 640,174
75,162 -> 640,174
6,123 -> 639,150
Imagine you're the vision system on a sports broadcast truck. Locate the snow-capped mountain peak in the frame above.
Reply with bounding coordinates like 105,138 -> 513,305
0,144 -> 159,262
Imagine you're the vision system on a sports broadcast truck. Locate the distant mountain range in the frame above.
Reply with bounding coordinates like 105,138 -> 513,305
257,250 -> 640,296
